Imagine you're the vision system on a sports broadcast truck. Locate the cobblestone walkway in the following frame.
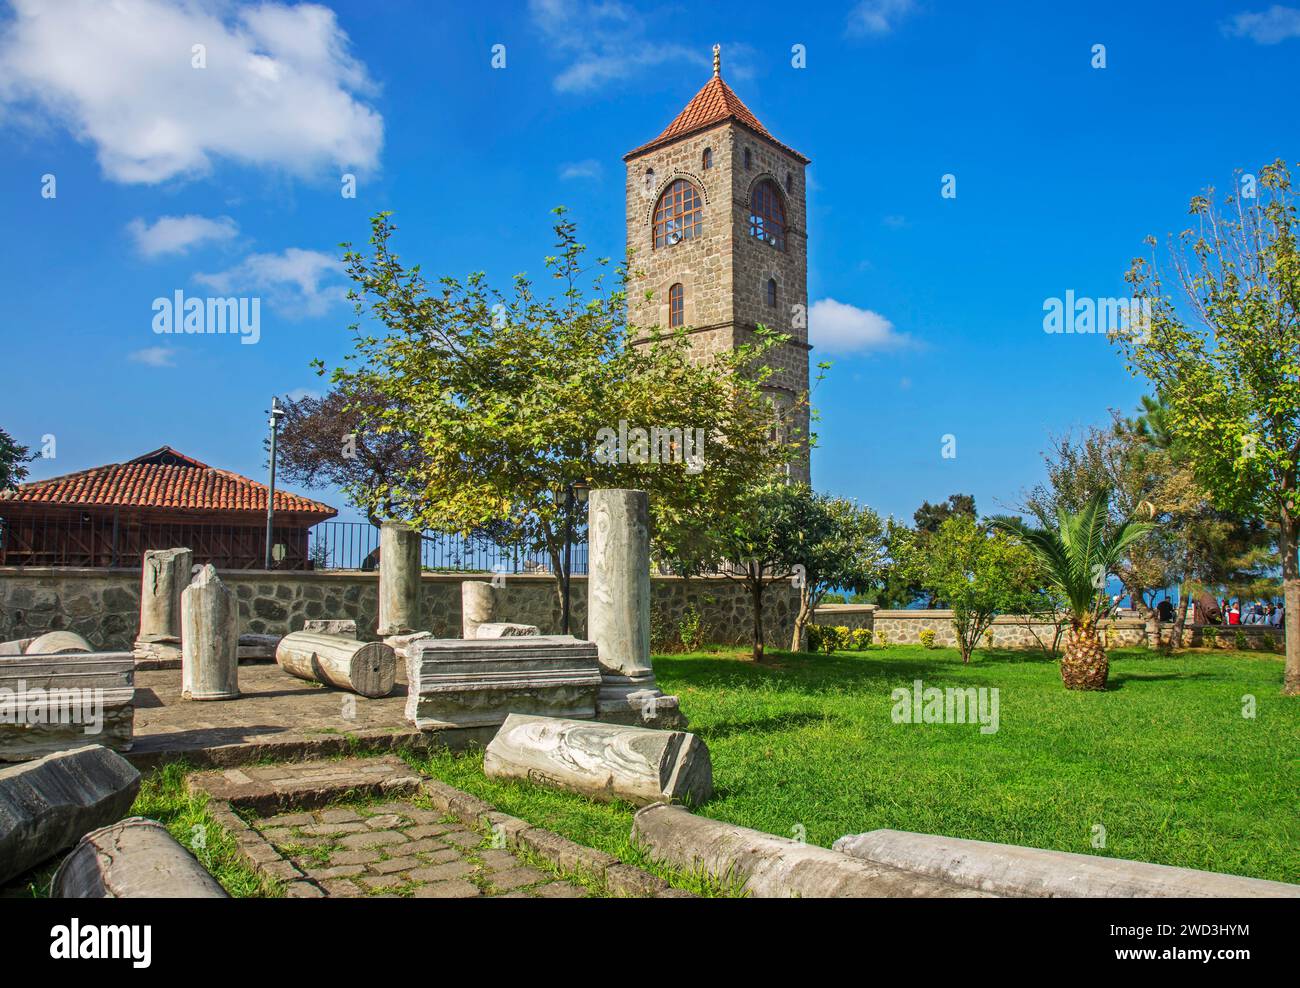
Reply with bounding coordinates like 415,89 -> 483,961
255,799 -> 590,898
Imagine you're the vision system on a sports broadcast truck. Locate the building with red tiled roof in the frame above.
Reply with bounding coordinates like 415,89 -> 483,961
0,446 -> 336,569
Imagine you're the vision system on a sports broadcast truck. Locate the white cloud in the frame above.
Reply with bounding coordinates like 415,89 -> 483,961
560,159 -> 602,180
1223,6 -> 1300,43
286,387 -> 321,402
127,214 -> 239,258
195,248 -> 346,317
0,0 -> 383,184
528,0 -> 754,92
809,298 -> 917,355
129,346 -> 176,367
847,0 -> 917,36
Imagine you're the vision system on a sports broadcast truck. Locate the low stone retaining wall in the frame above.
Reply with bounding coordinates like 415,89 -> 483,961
0,567 -> 798,652
810,604 -> 1283,651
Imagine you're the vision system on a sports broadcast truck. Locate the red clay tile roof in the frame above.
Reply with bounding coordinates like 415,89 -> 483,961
0,446 -> 336,518
625,74 -> 809,163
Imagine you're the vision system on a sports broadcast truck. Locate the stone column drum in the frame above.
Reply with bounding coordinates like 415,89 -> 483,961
180,565 -> 240,701
587,489 -> 683,728
377,523 -> 422,637
461,580 -> 496,639
133,547 -> 192,664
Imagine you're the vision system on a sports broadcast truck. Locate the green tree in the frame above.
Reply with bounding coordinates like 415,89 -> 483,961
1118,160 -> 1300,693
896,514 -> 1040,664
324,209 -> 794,603
709,482 -> 817,662
998,493 -> 1154,690
0,428 -> 34,492
787,493 -> 886,652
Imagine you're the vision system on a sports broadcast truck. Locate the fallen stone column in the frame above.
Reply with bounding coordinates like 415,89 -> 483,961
276,631 -> 396,698
0,745 -> 141,885
133,547 -> 193,665
377,523 -> 422,637
475,622 -> 539,639
237,633 -> 282,662
181,565 -> 240,701
832,830 -> 1300,898
51,817 -> 228,898
461,580 -> 495,639
632,804 -> 993,898
484,713 -> 712,806
0,654 -> 135,761
406,636 -> 601,729
587,489 -> 683,728
24,631 -> 92,655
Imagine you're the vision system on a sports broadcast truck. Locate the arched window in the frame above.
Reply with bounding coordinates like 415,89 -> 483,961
749,180 -> 786,250
653,179 -> 703,248
766,278 -> 777,307
702,148 -> 712,169
743,148 -> 752,170
669,283 -> 684,328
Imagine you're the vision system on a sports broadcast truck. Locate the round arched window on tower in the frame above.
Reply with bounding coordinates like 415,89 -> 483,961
749,180 -> 786,250
653,179 -> 703,248
702,148 -> 713,170
766,277 -> 777,308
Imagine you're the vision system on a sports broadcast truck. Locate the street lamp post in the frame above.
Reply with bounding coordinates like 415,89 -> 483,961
560,480 -> 590,635
264,397 -> 286,570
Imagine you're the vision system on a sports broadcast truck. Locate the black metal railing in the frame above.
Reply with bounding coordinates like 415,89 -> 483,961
306,521 -> 588,574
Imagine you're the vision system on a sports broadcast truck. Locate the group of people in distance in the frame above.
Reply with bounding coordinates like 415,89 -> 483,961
1166,593 -> 1286,628
1216,598 -> 1285,627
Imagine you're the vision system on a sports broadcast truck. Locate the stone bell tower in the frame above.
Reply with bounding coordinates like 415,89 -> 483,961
623,45 -> 812,483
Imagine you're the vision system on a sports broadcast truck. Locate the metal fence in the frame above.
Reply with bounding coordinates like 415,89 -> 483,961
307,521 -> 588,574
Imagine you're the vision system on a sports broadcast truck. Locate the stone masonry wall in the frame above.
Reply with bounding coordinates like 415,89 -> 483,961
0,567 -> 799,653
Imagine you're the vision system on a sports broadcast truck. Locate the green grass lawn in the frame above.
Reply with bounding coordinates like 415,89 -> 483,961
410,645 -> 1300,886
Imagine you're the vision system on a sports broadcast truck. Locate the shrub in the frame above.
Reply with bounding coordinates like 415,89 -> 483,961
849,628 -> 872,650
821,593 -> 847,604
983,629 -> 995,649
918,628 -> 937,649
678,606 -> 706,652
808,624 -> 843,653
874,629 -> 890,649
1234,629 -> 1248,651
1203,626 -> 1219,648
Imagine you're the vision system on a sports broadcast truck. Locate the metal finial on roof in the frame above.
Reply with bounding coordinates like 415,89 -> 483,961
712,44 -> 720,77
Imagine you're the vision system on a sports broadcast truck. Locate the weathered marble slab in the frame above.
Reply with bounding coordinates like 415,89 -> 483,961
405,636 -> 602,730
0,745 -> 141,884
0,639 -> 35,657
24,631 -> 92,655
632,805 -> 993,898
484,713 -> 712,806
475,622 -> 539,639
0,653 -> 135,761
51,817 -> 228,898
832,830 -> 1300,898
303,619 -> 358,638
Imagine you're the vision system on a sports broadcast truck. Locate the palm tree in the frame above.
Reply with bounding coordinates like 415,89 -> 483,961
997,492 -> 1154,690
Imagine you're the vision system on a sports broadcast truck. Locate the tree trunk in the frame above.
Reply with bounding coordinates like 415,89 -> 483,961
750,564 -> 765,662
790,586 -> 813,653
1281,518 -> 1299,696
1172,579 -> 1192,652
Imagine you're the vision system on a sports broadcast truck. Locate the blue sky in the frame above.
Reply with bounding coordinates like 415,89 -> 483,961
2,0 -> 1298,526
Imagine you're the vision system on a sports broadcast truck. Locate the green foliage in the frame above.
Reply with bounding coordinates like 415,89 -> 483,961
1235,629 -> 1249,650
897,514 -> 1041,663
1203,626 -> 1219,647
998,492 -> 1154,632
821,592 -> 846,604
1118,160 -> 1300,691
677,605 -> 706,653
874,629 -> 890,648
326,209 -> 793,592
0,427 -> 34,491
918,628 -> 937,649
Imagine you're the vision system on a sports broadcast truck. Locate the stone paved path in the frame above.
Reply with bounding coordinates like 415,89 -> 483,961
255,799 -> 590,898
